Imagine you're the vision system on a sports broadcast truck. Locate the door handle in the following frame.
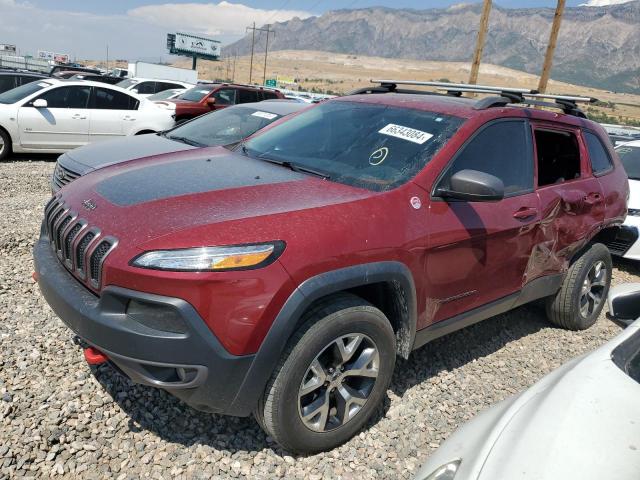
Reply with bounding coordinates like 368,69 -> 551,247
71,114 -> 86,120
123,116 -> 136,121
583,192 -> 602,206
513,207 -> 538,220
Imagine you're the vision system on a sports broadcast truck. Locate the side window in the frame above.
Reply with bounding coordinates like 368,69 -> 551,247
135,82 -> 156,95
535,129 -> 581,186
238,89 -> 259,103
440,120 -> 534,197
213,88 -> 236,106
0,76 -> 15,92
584,131 -> 613,175
92,87 -> 139,110
160,82 -> 184,91
36,86 -> 90,108
262,90 -> 279,100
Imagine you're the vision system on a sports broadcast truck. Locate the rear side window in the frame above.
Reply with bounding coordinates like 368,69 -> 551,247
440,120 -> 534,197
263,90 -> 279,100
584,131 -> 613,175
0,76 -> 15,92
535,129 -> 581,186
238,89 -> 259,103
36,86 -> 90,109
92,87 -> 139,110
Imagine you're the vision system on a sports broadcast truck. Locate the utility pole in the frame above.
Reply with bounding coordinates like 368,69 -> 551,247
232,52 -> 237,82
247,22 -> 256,84
469,0 -> 492,85
262,25 -> 275,85
246,23 -> 274,85
538,0 -> 565,93
106,44 -> 109,71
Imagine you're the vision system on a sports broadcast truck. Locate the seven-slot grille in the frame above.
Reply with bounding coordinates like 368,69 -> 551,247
52,162 -> 81,190
43,196 -> 117,290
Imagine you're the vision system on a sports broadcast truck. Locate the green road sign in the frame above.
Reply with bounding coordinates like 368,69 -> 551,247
265,79 -> 277,87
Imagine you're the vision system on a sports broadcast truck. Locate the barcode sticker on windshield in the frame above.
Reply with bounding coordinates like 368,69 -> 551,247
378,124 -> 433,144
252,111 -> 278,120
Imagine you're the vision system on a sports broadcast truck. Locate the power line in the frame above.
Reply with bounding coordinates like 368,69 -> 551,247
246,23 -> 275,85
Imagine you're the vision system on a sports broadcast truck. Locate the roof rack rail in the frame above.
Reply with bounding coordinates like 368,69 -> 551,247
366,79 -> 598,118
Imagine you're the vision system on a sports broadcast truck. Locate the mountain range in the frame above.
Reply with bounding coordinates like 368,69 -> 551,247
224,1 -> 640,94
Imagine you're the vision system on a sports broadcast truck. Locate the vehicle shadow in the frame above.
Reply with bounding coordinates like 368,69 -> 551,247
613,256 -> 640,276
90,303 -> 549,456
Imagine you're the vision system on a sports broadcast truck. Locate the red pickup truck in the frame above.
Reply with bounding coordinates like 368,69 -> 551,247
160,83 -> 285,122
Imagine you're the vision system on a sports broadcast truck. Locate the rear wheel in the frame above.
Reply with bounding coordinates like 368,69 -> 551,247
546,243 -> 612,330
0,129 -> 11,161
256,293 -> 396,454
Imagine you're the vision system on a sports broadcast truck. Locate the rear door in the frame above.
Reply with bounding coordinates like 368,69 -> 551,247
532,123 -> 605,275
426,119 -> 540,322
237,88 -> 259,104
17,85 -> 90,149
88,86 -> 140,141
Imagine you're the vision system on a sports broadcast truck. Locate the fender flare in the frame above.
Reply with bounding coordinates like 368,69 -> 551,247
227,261 -> 418,416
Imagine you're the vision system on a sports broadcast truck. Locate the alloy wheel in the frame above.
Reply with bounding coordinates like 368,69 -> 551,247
298,333 -> 379,432
580,260 -> 607,317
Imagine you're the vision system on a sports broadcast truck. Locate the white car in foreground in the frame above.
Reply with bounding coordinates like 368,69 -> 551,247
610,140 -> 640,260
0,79 -> 176,160
414,284 -> 640,480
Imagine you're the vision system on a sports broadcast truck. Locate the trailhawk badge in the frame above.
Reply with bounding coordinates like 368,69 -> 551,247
82,199 -> 97,211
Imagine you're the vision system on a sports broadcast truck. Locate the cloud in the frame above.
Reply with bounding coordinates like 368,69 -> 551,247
128,1 -> 313,36
0,1 -> 311,60
581,0 -> 635,5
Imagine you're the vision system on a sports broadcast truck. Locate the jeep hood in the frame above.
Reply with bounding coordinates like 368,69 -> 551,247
57,147 -> 373,250
61,134 -> 195,174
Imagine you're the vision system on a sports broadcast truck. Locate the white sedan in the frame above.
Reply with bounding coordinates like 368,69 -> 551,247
116,78 -> 194,98
0,79 -> 176,160
609,140 -> 640,260
414,284 -> 640,480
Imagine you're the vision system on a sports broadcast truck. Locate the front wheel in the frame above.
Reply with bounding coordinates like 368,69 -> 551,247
256,293 -> 396,454
546,243 -> 612,330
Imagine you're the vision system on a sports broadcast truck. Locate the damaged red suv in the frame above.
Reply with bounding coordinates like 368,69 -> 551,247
34,81 -> 627,454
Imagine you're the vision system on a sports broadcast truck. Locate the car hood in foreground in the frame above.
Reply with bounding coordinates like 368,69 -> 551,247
56,147 -> 374,250
415,320 -> 640,480
60,134 -> 196,174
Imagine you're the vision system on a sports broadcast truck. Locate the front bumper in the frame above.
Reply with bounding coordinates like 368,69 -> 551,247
34,236 -> 257,415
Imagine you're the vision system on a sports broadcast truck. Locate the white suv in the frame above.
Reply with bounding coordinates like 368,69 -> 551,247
0,79 -> 176,160
116,78 -> 194,98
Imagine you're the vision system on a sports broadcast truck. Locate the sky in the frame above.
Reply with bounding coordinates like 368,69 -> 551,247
0,0 -> 633,61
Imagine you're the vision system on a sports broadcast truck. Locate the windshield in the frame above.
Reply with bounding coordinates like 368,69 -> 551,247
617,145 -> 640,180
179,85 -> 215,102
166,106 -> 283,147
242,100 -> 464,191
0,81 -> 52,104
117,79 -> 139,89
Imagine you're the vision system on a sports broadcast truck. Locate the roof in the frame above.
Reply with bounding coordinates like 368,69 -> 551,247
239,100 -> 307,116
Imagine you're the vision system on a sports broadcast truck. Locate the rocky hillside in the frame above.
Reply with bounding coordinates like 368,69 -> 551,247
224,1 -> 640,93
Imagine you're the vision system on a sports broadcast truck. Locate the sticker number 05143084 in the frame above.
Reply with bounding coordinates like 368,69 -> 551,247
379,124 -> 433,144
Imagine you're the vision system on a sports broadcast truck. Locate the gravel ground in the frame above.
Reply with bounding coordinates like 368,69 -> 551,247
2,158 -> 640,479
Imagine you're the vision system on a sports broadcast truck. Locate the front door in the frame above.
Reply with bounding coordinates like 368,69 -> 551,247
17,85 -> 90,150
426,119 -> 540,324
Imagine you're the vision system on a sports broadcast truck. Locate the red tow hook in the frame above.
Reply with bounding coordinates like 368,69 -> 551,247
32,271 -> 39,282
84,347 -> 109,365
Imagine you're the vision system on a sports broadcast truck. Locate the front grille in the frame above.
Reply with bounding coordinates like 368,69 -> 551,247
43,196 -> 117,290
52,162 -> 81,190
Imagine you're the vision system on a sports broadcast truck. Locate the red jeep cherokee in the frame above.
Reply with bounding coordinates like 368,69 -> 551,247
159,82 -> 285,122
34,81 -> 627,454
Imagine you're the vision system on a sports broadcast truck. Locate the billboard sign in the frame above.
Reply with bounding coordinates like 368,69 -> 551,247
38,50 -> 54,61
0,44 -> 16,54
53,53 -> 70,63
167,32 -> 220,61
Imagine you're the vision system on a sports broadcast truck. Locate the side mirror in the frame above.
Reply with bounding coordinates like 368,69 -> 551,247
207,97 -> 216,106
33,98 -> 48,108
608,283 -> 640,325
436,169 -> 504,202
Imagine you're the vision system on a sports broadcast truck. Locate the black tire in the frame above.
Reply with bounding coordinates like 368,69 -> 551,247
0,128 -> 11,161
546,243 -> 612,330
256,293 -> 396,454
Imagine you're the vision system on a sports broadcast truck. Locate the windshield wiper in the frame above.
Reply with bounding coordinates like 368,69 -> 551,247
258,157 -> 331,179
167,135 -> 206,147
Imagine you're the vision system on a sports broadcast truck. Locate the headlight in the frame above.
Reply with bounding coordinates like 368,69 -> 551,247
628,208 -> 640,216
418,460 -> 461,480
131,242 -> 284,272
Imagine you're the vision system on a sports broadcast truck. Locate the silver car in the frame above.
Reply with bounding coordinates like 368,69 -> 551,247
415,283 -> 640,480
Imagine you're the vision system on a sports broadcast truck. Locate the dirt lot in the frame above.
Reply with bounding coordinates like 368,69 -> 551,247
1,157 -> 640,479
